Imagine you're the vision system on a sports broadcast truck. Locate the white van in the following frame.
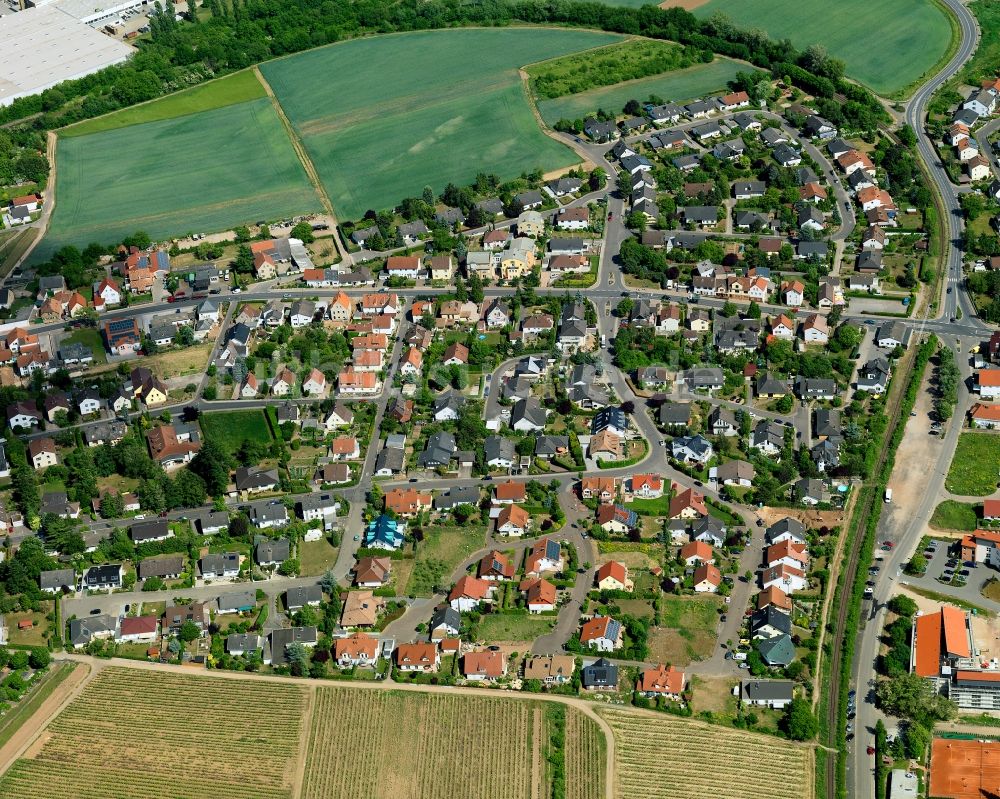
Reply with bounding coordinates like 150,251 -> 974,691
884,488 -> 892,503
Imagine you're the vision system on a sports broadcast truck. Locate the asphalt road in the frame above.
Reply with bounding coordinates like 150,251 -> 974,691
847,1 -> 985,793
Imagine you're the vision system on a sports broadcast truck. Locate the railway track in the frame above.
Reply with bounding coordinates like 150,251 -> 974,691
823,341 -> 919,799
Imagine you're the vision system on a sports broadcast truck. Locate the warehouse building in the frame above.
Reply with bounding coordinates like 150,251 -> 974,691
0,5 -> 133,107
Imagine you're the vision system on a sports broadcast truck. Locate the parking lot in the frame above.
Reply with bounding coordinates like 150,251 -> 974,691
901,536 -> 1000,609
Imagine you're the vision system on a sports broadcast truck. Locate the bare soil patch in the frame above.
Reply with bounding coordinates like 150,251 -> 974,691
759,506 -> 844,530
659,0 -> 710,10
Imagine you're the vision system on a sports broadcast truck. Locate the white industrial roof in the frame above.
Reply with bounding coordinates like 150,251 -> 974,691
0,6 -> 133,107
47,0 -> 147,24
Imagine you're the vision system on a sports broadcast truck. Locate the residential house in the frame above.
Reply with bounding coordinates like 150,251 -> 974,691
596,504 -> 638,534
525,538 -> 564,576
693,563 -> 722,593
448,575 -> 495,612
596,561 -> 633,592
396,642 -> 439,672
340,590 -> 384,628
669,486 -> 708,520
579,617 -> 623,652
581,657 -> 619,690
639,664 -> 686,699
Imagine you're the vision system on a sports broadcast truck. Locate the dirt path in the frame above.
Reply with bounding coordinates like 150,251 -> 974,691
518,69 -> 596,173
0,661 -> 91,776
810,485 -> 861,715
253,66 -> 350,265
4,130 -> 57,276
531,706 -> 543,799
290,683 -> 315,799
56,653 -> 617,799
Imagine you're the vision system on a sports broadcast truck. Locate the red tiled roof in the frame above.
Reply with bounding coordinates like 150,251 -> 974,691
596,561 -> 628,585
942,605 -> 971,658
914,612 -> 942,677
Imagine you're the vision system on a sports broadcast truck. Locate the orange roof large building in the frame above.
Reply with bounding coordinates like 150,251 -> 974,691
912,606 -> 971,678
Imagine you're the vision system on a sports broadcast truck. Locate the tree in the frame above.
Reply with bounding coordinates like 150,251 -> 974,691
888,595 -> 918,617
232,244 -> 254,274
278,558 -> 300,577
905,553 -> 927,575
747,300 -> 761,319
178,621 -> 201,642
875,672 -> 957,724
720,301 -> 738,318
28,647 -> 50,670
190,439 -> 234,496
782,697 -> 818,741
99,491 -> 125,519
286,642 -> 309,676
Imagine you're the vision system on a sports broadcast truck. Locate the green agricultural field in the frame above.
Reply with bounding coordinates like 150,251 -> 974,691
37,98 -> 321,261
692,0 -> 953,96
260,28 -> 622,220
200,409 -> 274,453
946,432 -> 1000,496
60,70 -> 267,137
537,58 -> 746,126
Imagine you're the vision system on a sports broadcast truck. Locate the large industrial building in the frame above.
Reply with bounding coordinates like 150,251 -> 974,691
27,0 -> 153,26
0,5 -> 133,107
912,604 -> 1000,711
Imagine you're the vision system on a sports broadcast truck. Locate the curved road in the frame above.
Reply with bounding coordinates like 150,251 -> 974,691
905,0 -> 982,326
848,1 -> 984,797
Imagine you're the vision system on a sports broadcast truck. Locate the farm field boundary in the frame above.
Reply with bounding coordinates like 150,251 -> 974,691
0,663 -> 83,755
60,70 -> 267,137
0,665 -> 308,798
35,96 -> 322,263
259,28 -> 622,220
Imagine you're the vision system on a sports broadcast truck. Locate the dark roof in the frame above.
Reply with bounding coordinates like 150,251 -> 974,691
581,657 -> 619,688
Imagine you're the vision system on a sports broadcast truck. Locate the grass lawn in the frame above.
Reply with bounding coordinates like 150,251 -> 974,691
6,608 -> 51,647
141,343 -> 214,380
38,98 -> 321,261
405,525 -> 487,597
946,432 -> 1000,496
983,579 -> 1000,603
61,70 -> 266,137
930,500 -> 980,531
199,409 -> 273,453
708,502 -> 741,527
659,594 -> 723,629
628,495 -> 674,517
692,0 -> 953,96
299,537 -> 338,576
139,600 -> 167,617
961,0 -> 1000,86
475,612 -> 556,642
261,28 -> 621,220
537,58 -> 746,126
646,594 -> 722,665
689,675 -> 739,721
0,663 -> 76,750
60,327 -> 107,364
